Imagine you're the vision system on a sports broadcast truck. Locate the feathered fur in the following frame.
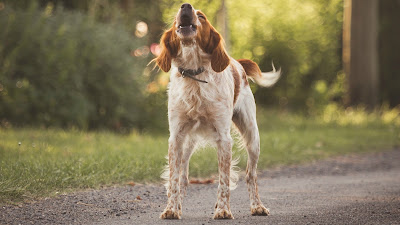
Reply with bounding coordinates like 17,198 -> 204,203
156,4 -> 280,220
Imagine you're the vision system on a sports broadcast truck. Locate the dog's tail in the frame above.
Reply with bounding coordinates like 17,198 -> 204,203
238,59 -> 281,87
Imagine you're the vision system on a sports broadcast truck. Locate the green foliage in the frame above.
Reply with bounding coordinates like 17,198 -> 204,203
227,0 -> 344,109
0,4 -> 149,131
0,0 -> 397,132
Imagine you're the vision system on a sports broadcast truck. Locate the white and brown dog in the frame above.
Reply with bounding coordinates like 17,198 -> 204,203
155,3 -> 280,220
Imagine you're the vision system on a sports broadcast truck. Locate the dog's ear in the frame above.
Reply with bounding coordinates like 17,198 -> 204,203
156,26 -> 180,72
198,25 -> 230,73
209,29 -> 230,72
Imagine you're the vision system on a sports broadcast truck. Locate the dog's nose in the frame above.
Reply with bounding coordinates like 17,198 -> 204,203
180,3 -> 193,25
181,3 -> 192,10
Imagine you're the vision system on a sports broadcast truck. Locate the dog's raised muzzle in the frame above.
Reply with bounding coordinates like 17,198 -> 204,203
179,3 -> 193,27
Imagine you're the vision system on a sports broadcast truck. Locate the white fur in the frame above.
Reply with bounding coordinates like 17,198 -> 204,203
251,62 -> 281,87
160,6 -> 274,219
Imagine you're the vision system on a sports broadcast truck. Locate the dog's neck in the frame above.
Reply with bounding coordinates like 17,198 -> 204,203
174,41 -> 209,70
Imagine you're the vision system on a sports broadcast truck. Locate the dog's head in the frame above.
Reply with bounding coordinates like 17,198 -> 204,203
155,3 -> 230,73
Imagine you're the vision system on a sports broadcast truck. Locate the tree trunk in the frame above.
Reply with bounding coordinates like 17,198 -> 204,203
379,0 -> 400,107
343,0 -> 379,109
215,0 -> 230,52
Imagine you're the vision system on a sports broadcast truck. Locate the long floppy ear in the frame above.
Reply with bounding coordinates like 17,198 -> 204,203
156,27 -> 180,72
210,31 -> 230,72
203,28 -> 230,73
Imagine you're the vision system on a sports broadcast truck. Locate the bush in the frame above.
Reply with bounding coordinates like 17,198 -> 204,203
0,4 -> 150,131
229,0 -> 344,110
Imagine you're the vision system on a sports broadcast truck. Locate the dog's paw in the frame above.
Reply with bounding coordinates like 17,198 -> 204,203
213,209 -> 234,219
251,204 -> 270,216
160,208 -> 181,219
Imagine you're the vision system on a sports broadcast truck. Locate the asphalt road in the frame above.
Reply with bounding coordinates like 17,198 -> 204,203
1,149 -> 400,224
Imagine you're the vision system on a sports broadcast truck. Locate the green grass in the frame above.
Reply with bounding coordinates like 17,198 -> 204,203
1,110 -> 399,204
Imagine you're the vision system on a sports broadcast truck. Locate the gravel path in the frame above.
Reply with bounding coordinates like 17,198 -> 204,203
1,149 -> 400,224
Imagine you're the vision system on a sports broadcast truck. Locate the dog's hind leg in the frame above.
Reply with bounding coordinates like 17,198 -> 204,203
232,90 -> 269,216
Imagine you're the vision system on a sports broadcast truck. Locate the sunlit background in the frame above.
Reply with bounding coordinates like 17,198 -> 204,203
0,0 -> 399,132
1,0 -> 400,204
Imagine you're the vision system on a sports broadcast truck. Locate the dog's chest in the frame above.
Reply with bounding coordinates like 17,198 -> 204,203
169,78 -> 228,120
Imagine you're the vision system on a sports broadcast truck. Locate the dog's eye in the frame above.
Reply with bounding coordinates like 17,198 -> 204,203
198,15 -> 205,20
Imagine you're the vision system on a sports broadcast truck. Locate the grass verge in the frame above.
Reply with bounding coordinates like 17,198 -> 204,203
0,110 -> 399,204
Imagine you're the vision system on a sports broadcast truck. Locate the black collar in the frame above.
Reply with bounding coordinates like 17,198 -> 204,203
178,67 -> 207,83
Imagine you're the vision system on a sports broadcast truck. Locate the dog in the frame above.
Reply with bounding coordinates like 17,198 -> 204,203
154,3 -> 281,219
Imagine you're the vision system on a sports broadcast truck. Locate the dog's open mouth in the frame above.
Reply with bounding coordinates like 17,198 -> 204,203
177,23 -> 197,37
178,24 -> 197,30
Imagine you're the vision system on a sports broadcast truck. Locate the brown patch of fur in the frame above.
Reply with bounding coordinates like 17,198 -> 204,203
196,11 -> 230,72
231,65 -> 241,105
156,22 -> 180,72
242,71 -> 249,86
237,59 -> 262,79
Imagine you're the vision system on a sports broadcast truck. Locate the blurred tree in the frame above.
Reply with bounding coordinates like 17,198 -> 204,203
215,0 -> 230,51
0,4 -> 150,131
227,0 -> 344,110
3,0 -> 164,45
379,0 -> 400,107
343,0 -> 379,109
2,0 -> 88,10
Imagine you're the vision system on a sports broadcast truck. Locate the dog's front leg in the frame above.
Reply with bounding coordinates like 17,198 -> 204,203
160,133 -> 184,219
214,134 -> 234,219
160,120 -> 192,219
